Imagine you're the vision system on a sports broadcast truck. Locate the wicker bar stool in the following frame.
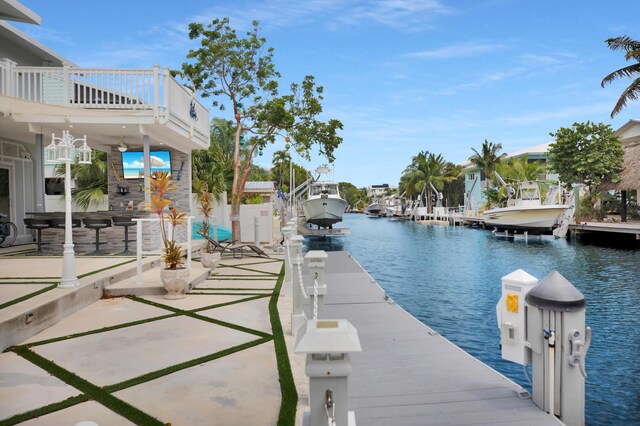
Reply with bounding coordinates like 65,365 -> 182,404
112,216 -> 137,255
83,217 -> 112,255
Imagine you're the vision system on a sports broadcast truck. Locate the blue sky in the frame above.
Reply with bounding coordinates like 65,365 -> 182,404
15,0 -> 640,187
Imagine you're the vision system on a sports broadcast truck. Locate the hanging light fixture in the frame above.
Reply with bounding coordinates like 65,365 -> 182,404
239,133 -> 245,147
285,135 -> 291,150
117,137 -> 128,153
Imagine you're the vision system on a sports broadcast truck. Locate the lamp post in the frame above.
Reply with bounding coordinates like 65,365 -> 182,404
45,130 -> 92,288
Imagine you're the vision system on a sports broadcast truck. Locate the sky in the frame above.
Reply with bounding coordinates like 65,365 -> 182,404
14,0 -> 640,187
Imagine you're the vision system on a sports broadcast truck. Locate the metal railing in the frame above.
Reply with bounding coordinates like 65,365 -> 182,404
0,59 -> 209,139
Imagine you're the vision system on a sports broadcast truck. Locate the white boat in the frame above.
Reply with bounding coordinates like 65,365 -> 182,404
365,202 -> 386,217
482,181 -> 569,234
301,166 -> 348,229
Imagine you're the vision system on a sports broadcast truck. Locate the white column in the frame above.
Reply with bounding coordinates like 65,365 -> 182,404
282,226 -> 292,297
305,250 -> 328,320
59,159 -> 78,288
290,234 -> 305,335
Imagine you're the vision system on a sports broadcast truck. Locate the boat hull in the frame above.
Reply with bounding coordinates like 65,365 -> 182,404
483,205 -> 569,233
302,197 -> 348,228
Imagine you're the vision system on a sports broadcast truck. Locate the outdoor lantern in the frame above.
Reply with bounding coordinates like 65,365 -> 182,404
56,132 -> 74,161
44,138 -> 58,164
77,139 -> 92,164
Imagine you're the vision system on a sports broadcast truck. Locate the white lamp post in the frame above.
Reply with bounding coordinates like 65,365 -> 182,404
45,130 -> 92,288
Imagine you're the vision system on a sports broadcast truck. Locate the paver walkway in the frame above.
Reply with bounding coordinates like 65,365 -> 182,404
0,252 -> 293,425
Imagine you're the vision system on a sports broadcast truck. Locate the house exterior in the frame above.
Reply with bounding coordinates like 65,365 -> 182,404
366,183 -> 395,197
0,0 -> 209,246
463,142 -> 556,213
614,119 -> 640,147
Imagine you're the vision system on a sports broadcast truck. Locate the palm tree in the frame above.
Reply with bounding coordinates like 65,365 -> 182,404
271,149 -> 291,188
496,155 -> 547,183
54,150 -> 107,210
400,151 -> 460,213
469,140 -> 504,188
601,36 -> 640,118
192,118 -> 235,200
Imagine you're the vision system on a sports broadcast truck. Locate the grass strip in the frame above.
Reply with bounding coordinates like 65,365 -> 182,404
105,336 -> 271,393
77,258 -> 137,279
0,281 -> 57,284
222,265 -> 280,276
188,292 -> 272,296
19,312 -> 178,349
129,296 -> 272,339
207,277 -> 276,281
218,259 -> 283,268
189,294 -> 270,313
0,394 -> 89,426
0,284 -> 56,310
208,275 -> 277,279
12,347 -> 164,425
270,263 -> 298,425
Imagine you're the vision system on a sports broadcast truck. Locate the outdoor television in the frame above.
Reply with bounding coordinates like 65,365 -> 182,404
121,151 -> 172,179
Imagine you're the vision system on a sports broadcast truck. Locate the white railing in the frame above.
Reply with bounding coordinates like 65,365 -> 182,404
0,59 -> 209,139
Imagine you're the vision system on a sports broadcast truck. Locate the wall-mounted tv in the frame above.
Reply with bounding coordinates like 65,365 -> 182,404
121,151 -> 172,179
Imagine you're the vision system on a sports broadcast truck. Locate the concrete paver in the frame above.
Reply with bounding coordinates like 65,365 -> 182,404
0,284 -> 52,306
22,401 -> 135,426
139,294 -> 251,310
32,315 -> 258,387
0,352 -> 81,419
115,343 -> 280,425
0,258 -> 135,278
198,297 -> 272,334
22,298 -> 171,344
197,279 -> 276,290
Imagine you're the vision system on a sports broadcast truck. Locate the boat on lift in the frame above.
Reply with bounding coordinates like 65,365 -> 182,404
482,175 -> 569,234
301,166 -> 348,229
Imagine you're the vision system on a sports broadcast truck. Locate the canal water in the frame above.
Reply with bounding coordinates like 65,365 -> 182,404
305,213 -> 640,426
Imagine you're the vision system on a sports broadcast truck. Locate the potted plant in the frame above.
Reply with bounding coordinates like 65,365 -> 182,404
193,178 -> 221,274
147,171 -> 189,299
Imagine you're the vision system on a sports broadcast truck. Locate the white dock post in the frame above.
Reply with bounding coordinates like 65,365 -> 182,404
295,319 -> 362,426
526,271 -> 590,426
290,234 -> 306,335
282,226 -> 292,297
305,250 -> 328,319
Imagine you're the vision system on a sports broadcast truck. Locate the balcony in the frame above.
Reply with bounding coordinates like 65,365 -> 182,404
0,58 -> 210,147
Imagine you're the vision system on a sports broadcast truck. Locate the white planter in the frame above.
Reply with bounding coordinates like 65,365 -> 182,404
160,268 -> 190,299
200,251 -> 221,274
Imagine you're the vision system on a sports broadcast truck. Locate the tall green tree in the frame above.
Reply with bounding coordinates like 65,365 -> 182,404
54,150 -> 107,210
469,140 -> 504,188
400,151 -> 460,213
496,155 -> 547,183
338,182 -> 369,209
271,149 -> 291,188
192,118 -> 234,201
601,36 -> 640,117
548,121 -> 624,191
178,18 -> 343,241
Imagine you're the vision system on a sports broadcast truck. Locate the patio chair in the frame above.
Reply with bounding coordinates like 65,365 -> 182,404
198,232 -> 269,258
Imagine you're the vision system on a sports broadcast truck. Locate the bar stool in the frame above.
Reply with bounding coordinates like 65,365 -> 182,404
24,218 -> 51,254
83,218 -> 112,255
112,216 -> 137,255
50,218 -> 82,251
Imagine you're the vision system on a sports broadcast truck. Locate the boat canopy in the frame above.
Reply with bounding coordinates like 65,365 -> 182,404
310,183 -> 339,196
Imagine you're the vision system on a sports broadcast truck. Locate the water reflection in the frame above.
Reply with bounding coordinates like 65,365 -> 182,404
306,213 -> 640,426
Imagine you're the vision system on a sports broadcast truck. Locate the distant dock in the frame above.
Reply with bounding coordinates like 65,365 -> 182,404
303,252 -> 560,425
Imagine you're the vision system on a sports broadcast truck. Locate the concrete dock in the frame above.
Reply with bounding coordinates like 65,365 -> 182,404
300,251 -> 561,425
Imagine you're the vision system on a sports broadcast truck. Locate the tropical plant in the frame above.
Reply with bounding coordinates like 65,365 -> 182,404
495,155 -> 547,183
548,121 -> 624,192
177,18 -> 343,242
601,36 -> 640,117
400,151 -> 460,213
468,140 -> 504,188
54,150 -> 107,210
193,178 -> 215,254
145,171 -> 187,270
192,118 -> 235,201
272,149 -> 291,187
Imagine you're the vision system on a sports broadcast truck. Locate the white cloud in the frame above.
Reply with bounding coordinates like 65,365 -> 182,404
407,42 -> 505,59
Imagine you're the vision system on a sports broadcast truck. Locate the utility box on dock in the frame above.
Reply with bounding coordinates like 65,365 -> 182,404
526,271 -> 590,425
496,269 -> 538,365
295,319 -> 362,426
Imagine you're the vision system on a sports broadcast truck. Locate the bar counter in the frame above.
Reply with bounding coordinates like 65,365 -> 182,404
25,211 -> 150,254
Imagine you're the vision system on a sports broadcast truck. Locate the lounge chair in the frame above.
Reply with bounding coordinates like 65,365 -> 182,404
199,232 -> 269,258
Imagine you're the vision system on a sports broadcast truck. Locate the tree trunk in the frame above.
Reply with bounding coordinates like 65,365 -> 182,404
231,195 -> 241,242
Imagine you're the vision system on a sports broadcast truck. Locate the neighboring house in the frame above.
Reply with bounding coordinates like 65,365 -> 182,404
463,142 -> 558,213
0,0 -> 209,245
614,119 -> 640,147
366,183 -> 395,197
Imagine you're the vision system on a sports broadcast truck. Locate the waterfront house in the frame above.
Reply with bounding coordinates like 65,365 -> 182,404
463,142 -> 555,214
366,183 -> 396,197
0,0 -> 209,247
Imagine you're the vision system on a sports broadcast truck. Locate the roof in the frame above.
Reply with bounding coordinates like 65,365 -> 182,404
244,181 -> 275,193
0,21 -> 74,66
0,0 -> 40,24
601,143 -> 640,191
504,142 -> 553,159
614,119 -> 640,147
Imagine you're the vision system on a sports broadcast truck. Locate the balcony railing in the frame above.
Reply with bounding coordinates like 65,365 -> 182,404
0,59 -> 209,141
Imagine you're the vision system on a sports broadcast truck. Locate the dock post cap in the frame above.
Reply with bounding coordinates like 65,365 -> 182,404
526,271 -> 585,312
295,319 -> 362,354
291,235 -> 304,243
502,269 -> 538,285
305,250 -> 328,260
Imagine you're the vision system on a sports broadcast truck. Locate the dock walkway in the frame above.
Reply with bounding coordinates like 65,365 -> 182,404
304,251 -> 560,425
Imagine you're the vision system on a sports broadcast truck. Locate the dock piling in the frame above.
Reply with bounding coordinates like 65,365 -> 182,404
290,234 -> 306,335
282,226 -> 292,297
305,250 -> 328,319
